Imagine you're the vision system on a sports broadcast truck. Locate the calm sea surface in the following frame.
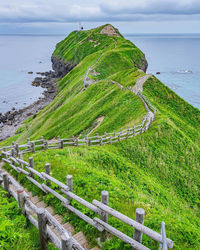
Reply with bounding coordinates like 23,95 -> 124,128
0,35 -> 64,114
128,34 -> 200,110
0,33 -> 199,114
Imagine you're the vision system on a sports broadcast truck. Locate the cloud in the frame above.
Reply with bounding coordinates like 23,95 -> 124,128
100,0 -> 200,15
0,0 -> 200,24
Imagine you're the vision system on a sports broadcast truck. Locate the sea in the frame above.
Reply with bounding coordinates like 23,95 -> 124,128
0,33 -> 200,114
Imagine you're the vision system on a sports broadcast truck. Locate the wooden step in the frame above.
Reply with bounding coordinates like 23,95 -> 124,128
50,226 -> 61,240
24,188 -> 33,198
46,206 -> 54,215
74,231 -> 88,248
36,201 -> 47,208
62,222 -> 75,235
31,196 -> 39,204
26,191 -> 33,198
53,214 -> 63,224
10,184 -> 17,192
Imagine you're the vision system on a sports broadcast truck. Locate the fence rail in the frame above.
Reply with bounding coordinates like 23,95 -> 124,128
0,92 -> 156,154
0,148 -> 173,250
0,170 -> 84,250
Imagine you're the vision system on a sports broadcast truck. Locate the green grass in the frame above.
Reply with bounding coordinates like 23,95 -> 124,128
0,188 -> 38,249
1,24 -> 200,249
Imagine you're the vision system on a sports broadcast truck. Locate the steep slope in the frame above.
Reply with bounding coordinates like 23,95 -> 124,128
4,24 -> 148,143
52,24 -> 147,77
1,24 -> 200,249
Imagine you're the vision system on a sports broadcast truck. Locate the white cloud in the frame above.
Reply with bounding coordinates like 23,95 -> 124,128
0,0 -> 199,24
100,0 -> 200,15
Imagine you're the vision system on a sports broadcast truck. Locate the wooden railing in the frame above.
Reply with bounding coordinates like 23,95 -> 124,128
0,148 -> 173,250
0,92 -> 156,154
0,170 -> 84,250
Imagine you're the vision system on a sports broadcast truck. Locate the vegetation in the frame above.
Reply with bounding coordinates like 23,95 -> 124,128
1,24 -> 200,249
0,188 -> 39,249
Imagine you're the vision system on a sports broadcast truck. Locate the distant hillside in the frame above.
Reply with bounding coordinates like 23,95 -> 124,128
1,24 -> 200,249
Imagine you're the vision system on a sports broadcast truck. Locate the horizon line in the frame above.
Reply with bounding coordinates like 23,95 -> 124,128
1,32 -> 200,36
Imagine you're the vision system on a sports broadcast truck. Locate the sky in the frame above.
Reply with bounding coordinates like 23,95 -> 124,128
0,0 -> 200,34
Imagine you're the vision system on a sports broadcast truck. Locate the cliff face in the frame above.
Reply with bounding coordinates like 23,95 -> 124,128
51,24 -> 148,77
51,56 -> 76,78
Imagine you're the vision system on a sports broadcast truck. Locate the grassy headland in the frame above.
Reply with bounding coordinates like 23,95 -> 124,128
1,24 -> 200,249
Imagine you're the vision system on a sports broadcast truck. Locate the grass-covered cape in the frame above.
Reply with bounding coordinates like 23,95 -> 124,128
1,24 -> 200,249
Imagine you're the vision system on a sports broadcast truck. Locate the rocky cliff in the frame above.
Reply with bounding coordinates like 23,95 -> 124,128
51,56 -> 76,78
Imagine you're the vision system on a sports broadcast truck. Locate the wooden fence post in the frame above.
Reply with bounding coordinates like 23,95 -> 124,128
45,163 -> 51,186
31,142 -> 35,153
15,143 -> 19,157
18,153 -> 23,169
133,208 -> 145,249
100,191 -> 109,242
3,147 -> 7,159
2,173 -> 10,197
44,140 -> 48,150
17,187 -> 25,214
132,126 -> 135,136
100,136 -> 103,146
126,127 -> 130,139
67,175 -> 73,192
11,148 -> 16,166
159,222 -> 167,250
59,139 -> 64,149
72,136 -> 75,146
85,136 -> 88,145
88,138 -> 91,146
118,133 -> 121,142
61,233 -> 72,250
29,157 -> 34,178
37,208 -> 48,250
11,148 -> 15,157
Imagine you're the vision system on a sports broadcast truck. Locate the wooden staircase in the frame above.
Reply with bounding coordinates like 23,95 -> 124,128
24,187 -> 99,249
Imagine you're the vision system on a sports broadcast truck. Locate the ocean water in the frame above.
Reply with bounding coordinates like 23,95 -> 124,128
127,34 -> 200,110
0,35 -> 65,114
0,33 -> 199,114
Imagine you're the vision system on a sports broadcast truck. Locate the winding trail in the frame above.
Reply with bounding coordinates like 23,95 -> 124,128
134,74 -> 152,94
0,71 -> 157,250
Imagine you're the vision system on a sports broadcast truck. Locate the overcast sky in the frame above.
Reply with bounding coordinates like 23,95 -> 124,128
0,0 -> 200,34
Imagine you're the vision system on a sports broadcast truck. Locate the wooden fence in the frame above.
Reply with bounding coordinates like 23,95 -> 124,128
0,92 -> 156,154
0,148 -> 173,250
0,169 -> 84,250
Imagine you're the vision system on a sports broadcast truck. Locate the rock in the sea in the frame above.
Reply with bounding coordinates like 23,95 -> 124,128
28,71 -> 33,74
156,72 -> 161,75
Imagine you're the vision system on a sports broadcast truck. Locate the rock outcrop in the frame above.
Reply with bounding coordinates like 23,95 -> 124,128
100,24 -> 120,37
51,56 -> 76,78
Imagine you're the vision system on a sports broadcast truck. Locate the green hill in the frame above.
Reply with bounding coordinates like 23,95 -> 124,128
1,24 -> 200,249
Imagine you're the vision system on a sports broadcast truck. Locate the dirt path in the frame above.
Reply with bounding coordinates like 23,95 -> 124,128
87,116 -> 105,136
111,76 -> 154,131
133,74 -> 152,94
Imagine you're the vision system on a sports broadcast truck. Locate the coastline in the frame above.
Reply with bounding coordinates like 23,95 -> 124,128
0,71 -> 59,141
